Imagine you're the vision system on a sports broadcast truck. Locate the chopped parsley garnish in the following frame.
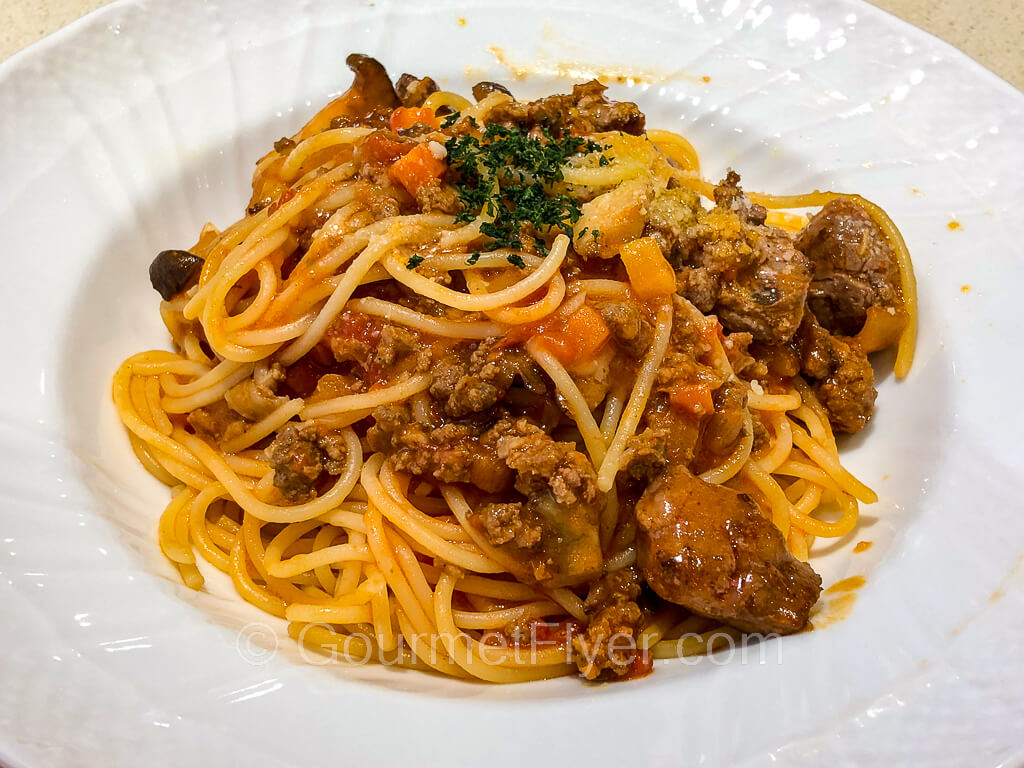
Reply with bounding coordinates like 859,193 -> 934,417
506,253 -> 526,268
441,111 -> 461,129
406,254 -> 425,269
444,124 -> 607,254
466,251 -> 481,266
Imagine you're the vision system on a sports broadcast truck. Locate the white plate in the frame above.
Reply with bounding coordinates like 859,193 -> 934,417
2,0 -> 1023,765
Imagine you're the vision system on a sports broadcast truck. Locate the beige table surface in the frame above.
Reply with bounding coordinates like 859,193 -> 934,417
1,0 -> 1022,89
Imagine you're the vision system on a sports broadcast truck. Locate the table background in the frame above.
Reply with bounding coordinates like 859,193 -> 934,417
1,0 -> 1022,89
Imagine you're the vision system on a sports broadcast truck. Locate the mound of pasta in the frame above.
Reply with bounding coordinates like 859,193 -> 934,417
115,54 -> 915,683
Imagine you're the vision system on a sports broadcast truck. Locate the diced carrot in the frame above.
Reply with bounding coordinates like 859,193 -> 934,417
668,383 -> 714,417
619,236 -> 676,299
389,106 -> 441,133
388,142 -> 447,196
532,305 -> 611,366
363,132 -> 415,165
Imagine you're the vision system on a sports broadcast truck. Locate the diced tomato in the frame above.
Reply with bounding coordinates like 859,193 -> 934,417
532,305 -> 611,366
619,236 -> 675,298
389,106 -> 440,133
618,650 -> 654,681
388,142 -> 447,196
283,357 -> 323,398
668,382 -> 715,417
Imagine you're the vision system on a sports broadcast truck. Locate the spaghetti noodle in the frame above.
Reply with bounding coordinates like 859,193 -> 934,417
115,55 -> 915,683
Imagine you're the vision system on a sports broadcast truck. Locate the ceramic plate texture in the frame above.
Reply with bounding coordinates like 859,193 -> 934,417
1,0 -> 1023,766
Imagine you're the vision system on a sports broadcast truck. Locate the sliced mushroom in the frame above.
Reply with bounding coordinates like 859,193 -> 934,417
396,73 -> 439,107
345,53 -> 400,113
472,81 -> 513,101
149,249 -> 203,301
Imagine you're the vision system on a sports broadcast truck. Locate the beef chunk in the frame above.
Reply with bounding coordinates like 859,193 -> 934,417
572,568 -> 644,680
650,172 -> 812,345
395,73 -> 438,107
594,299 -> 654,358
674,266 -> 720,313
794,313 -> 877,434
796,198 -> 901,336
637,464 -> 821,635
485,81 -> 644,137
714,227 -> 813,345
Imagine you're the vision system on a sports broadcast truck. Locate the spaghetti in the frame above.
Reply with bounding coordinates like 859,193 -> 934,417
115,55 -> 915,683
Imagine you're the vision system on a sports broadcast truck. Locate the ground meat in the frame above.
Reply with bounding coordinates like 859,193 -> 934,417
572,568 -> 644,680
713,170 -> 768,225
224,364 -> 287,421
430,339 -> 544,418
795,198 -> 900,336
414,179 -> 461,214
485,80 -> 645,138
395,73 -> 438,107
375,324 -> 431,371
470,489 -> 602,586
317,430 -> 349,475
187,401 -> 247,444
594,299 -> 654,358
266,423 -> 324,503
488,418 -> 600,506
478,502 -> 542,548
326,311 -> 380,368
621,396 -> 701,480
637,464 -> 822,635
793,313 -> 877,434
366,405 -> 514,493
264,423 -> 350,502
326,311 -> 431,381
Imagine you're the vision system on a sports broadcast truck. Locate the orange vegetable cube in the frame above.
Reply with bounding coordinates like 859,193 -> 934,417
668,383 -> 715,417
533,305 -> 611,366
619,236 -> 676,299
389,106 -> 441,133
388,142 -> 447,196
